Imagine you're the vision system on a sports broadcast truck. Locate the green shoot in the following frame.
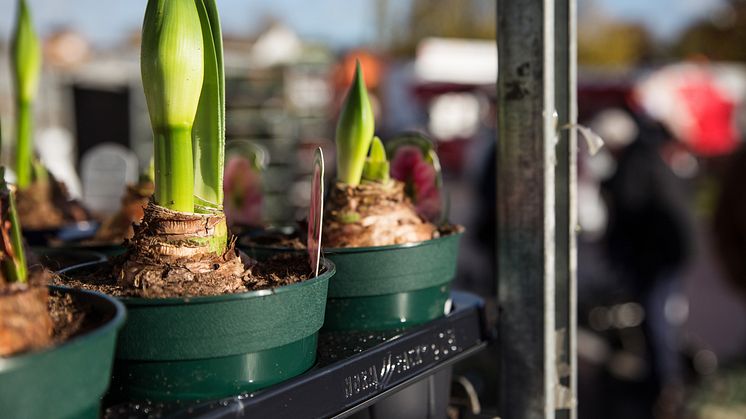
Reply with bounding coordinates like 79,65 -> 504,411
141,0 -> 204,212
10,0 -> 42,190
0,168 -> 27,283
362,136 -> 390,183
141,157 -> 155,185
31,158 -> 48,184
192,0 -> 225,212
336,60 -> 375,186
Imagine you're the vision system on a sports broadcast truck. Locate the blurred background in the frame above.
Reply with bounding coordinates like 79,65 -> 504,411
2,0 -> 746,417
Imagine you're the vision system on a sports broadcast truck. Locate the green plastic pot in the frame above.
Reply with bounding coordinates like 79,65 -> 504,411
241,232 -> 462,331
32,246 -> 107,273
0,286 -> 126,419
70,244 -> 127,258
62,259 -> 335,401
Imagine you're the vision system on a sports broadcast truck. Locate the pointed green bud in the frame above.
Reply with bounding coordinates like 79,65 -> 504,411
369,136 -> 386,162
336,60 -> 375,186
141,0 -> 204,131
11,0 -> 41,104
141,0 -> 204,212
362,136 -> 390,183
11,0 -> 41,189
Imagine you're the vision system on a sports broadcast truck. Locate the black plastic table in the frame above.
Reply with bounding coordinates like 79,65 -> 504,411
105,291 -> 489,418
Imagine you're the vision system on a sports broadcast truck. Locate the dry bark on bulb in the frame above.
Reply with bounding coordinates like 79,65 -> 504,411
16,176 -> 89,230
117,202 -> 250,298
323,180 -> 437,248
0,280 -> 53,356
0,184 -> 54,356
15,181 -> 64,229
91,182 -> 153,244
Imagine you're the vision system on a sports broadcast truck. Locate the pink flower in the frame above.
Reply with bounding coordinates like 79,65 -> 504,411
391,146 -> 441,221
223,156 -> 263,227
391,146 -> 422,181
413,160 -> 440,221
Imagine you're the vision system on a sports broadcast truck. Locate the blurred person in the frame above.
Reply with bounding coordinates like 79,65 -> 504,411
456,89 -> 497,297
601,108 -> 694,419
577,107 -> 650,419
714,144 -> 746,299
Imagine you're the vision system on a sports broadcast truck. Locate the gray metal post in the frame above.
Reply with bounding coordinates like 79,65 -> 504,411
497,0 -> 557,418
554,0 -> 578,417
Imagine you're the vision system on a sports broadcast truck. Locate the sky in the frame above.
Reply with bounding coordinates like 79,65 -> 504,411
0,0 -> 403,48
593,0 -> 725,39
0,0 -> 729,47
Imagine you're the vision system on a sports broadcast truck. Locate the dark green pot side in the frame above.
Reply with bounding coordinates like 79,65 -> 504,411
42,243 -> 127,258
241,232 -> 462,331
63,259 -> 335,401
0,286 -> 126,419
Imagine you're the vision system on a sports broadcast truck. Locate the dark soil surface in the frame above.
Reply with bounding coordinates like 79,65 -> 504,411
437,223 -> 465,237
48,291 -> 89,344
241,232 -> 306,249
57,252 -> 317,299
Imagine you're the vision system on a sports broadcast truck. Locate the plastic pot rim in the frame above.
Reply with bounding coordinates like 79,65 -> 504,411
248,230 -> 464,255
58,258 -> 336,306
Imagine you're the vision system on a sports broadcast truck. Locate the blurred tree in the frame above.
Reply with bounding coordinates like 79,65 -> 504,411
387,0 -> 495,56
578,22 -> 654,68
674,0 -> 746,61
576,0 -> 656,68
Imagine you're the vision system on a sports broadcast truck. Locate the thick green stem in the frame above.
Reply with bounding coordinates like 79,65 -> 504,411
15,100 -> 33,189
199,215 -> 227,254
6,188 -> 27,283
154,126 -> 194,212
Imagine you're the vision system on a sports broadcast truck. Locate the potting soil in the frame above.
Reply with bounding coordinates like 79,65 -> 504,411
58,252 -> 316,299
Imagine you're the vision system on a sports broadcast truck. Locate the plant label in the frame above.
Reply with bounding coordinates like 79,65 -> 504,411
308,147 -> 324,277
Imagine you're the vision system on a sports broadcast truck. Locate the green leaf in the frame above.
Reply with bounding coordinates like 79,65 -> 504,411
368,136 -> 386,162
192,0 -> 225,211
336,60 -> 375,186
362,136 -> 389,183
338,211 -> 361,224
0,167 -> 27,283
11,0 -> 41,104
11,0 -> 41,189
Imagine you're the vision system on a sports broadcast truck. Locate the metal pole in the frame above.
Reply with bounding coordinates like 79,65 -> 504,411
554,0 -> 578,416
497,0 -> 557,417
